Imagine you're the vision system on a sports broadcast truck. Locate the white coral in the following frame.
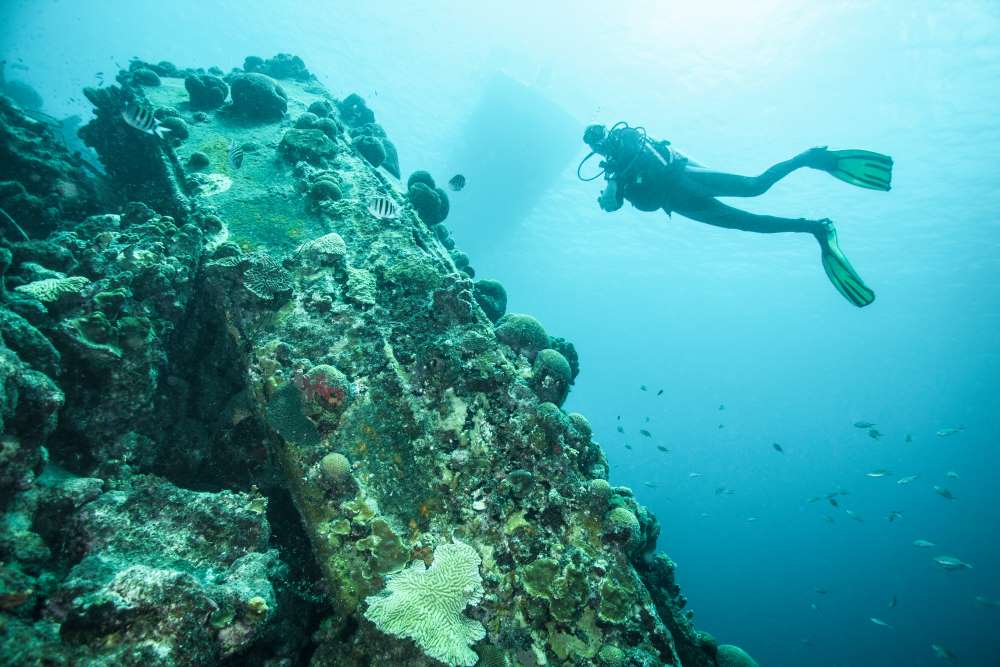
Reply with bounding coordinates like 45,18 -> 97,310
364,541 -> 485,666
14,276 -> 91,302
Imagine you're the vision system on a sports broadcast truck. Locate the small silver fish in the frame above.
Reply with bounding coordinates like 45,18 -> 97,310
642,481 -> 657,488
772,443 -> 784,453
933,555 -> 972,570
935,427 -> 964,437
866,469 -> 891,478
945,471 -> 960,479
639,429 -> 652,437
688,472 -> 702,478
913,539 -> 936,548
868,428 -> 882,440
368,195 -> 399,220
121,103 -> 170,139
656,389 -> 663,396
822,515 -> 835,523
746,516 -> 758,522
656,445 -> 669,453
934,486 -> 955,500
896,474 -> 919,485
869,617 -> 892,629
974,595 -> 1000,608
846,509 -> 864,522
854,420 -> 876,428
889,594 -> 897,608
931,644 -> 955,660
228,140 -> 244,169
815,588 -> 829,595
887,510 -> 903,522
624,443 -> 632,450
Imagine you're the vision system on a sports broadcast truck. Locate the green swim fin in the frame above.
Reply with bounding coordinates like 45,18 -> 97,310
819,221 -> 875,307
826,149 -> 893,191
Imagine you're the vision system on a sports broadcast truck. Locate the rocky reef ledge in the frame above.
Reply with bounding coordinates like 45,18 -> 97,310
0,55 -> 749,666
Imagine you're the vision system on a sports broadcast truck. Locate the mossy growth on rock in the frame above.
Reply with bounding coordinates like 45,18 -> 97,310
295,112 -> 319,129
308,99 -> 333,117
494,313 -> 548,361
353,135 -> 385,168
229,73 -> 287,121
531,348 -> 572,406
717,644 -> 761,667
185,74 -> 228,110
279,129 -> 337,164
309,178 -> 341,203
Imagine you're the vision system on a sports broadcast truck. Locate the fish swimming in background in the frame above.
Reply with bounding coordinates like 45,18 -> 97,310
905,434 -> 913,443
624,444 -> 632,450
887,510 -> 903,522
639,429 -> 651,437
772,443 -> 784,453
656,445 -> 669,453
846,509 -> 864,522
933,555 -> 972,571
935,427 -> 964,437
228,140 -> 244,169
945,471 -> 960,479
656,389 -> 664,396
869,617 -> 892,629
889,594 -> 897,608
616,425 -> 624,434
822,515 -> 835,523
828,496 -> 839,508
931,644 -> 955,660
815,588 -> 829,595
807,496 -> 821,503
934,486 -> 956,500
447,174 -> 465,191
717,423 -> 725,429
121,103 -> 170,139
854,420 -> 876,428
896,474 -> 919,485
643,481 -> 657,488
866,469 -> 891,478
644,416 -> 650,423
368,195 -> 399,220
868,428 -> 882,440
913,539 -> 936,548
718,404 -> 726,411
640,384 -> 647,391
688,472 -> 702,478
974,595 -> 1000,608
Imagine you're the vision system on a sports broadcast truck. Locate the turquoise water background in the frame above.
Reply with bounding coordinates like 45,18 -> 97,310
3,1 -> 998,664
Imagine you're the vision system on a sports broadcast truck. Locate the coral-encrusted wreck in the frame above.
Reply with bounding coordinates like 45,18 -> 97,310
0,55 -> 744,666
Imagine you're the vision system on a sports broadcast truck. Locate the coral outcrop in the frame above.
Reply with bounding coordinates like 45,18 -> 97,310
0,53 -> 743,667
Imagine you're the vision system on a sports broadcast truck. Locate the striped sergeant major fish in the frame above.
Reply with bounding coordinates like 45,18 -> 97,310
228,140 -> 244,169
367,195 -> 398,220
121,103 -> 170,139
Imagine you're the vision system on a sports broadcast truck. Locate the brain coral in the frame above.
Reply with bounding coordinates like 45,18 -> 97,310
364,541 -> 485,666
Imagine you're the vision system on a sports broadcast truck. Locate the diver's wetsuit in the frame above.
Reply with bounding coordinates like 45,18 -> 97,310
601,126 -> 826,236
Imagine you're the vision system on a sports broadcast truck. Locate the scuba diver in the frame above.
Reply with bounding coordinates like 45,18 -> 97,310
579,123 -> 893,307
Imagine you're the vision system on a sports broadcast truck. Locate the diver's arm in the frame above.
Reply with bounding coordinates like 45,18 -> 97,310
599,176 -> 623,212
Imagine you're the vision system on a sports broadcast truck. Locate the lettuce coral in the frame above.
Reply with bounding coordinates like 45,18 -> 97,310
364,541 -> 485,666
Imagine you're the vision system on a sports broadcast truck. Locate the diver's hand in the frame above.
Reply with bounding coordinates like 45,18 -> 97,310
598,179 -> 622,211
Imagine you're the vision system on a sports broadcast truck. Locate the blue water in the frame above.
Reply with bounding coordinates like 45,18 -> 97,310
3,1 -> 998,664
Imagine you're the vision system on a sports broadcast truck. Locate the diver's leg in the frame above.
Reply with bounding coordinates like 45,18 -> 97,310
681,147 -> 828,197
671,195 -> 826,235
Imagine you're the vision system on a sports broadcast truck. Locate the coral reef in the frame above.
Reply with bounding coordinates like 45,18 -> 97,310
0,53 -> 724,667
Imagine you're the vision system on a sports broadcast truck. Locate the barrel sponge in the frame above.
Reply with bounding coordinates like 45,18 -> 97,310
716,645 -> 760,667
494,313 -> 548,360
531,348 -> 572,406
364,541 -> 485,666
473,279 -> 506,323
